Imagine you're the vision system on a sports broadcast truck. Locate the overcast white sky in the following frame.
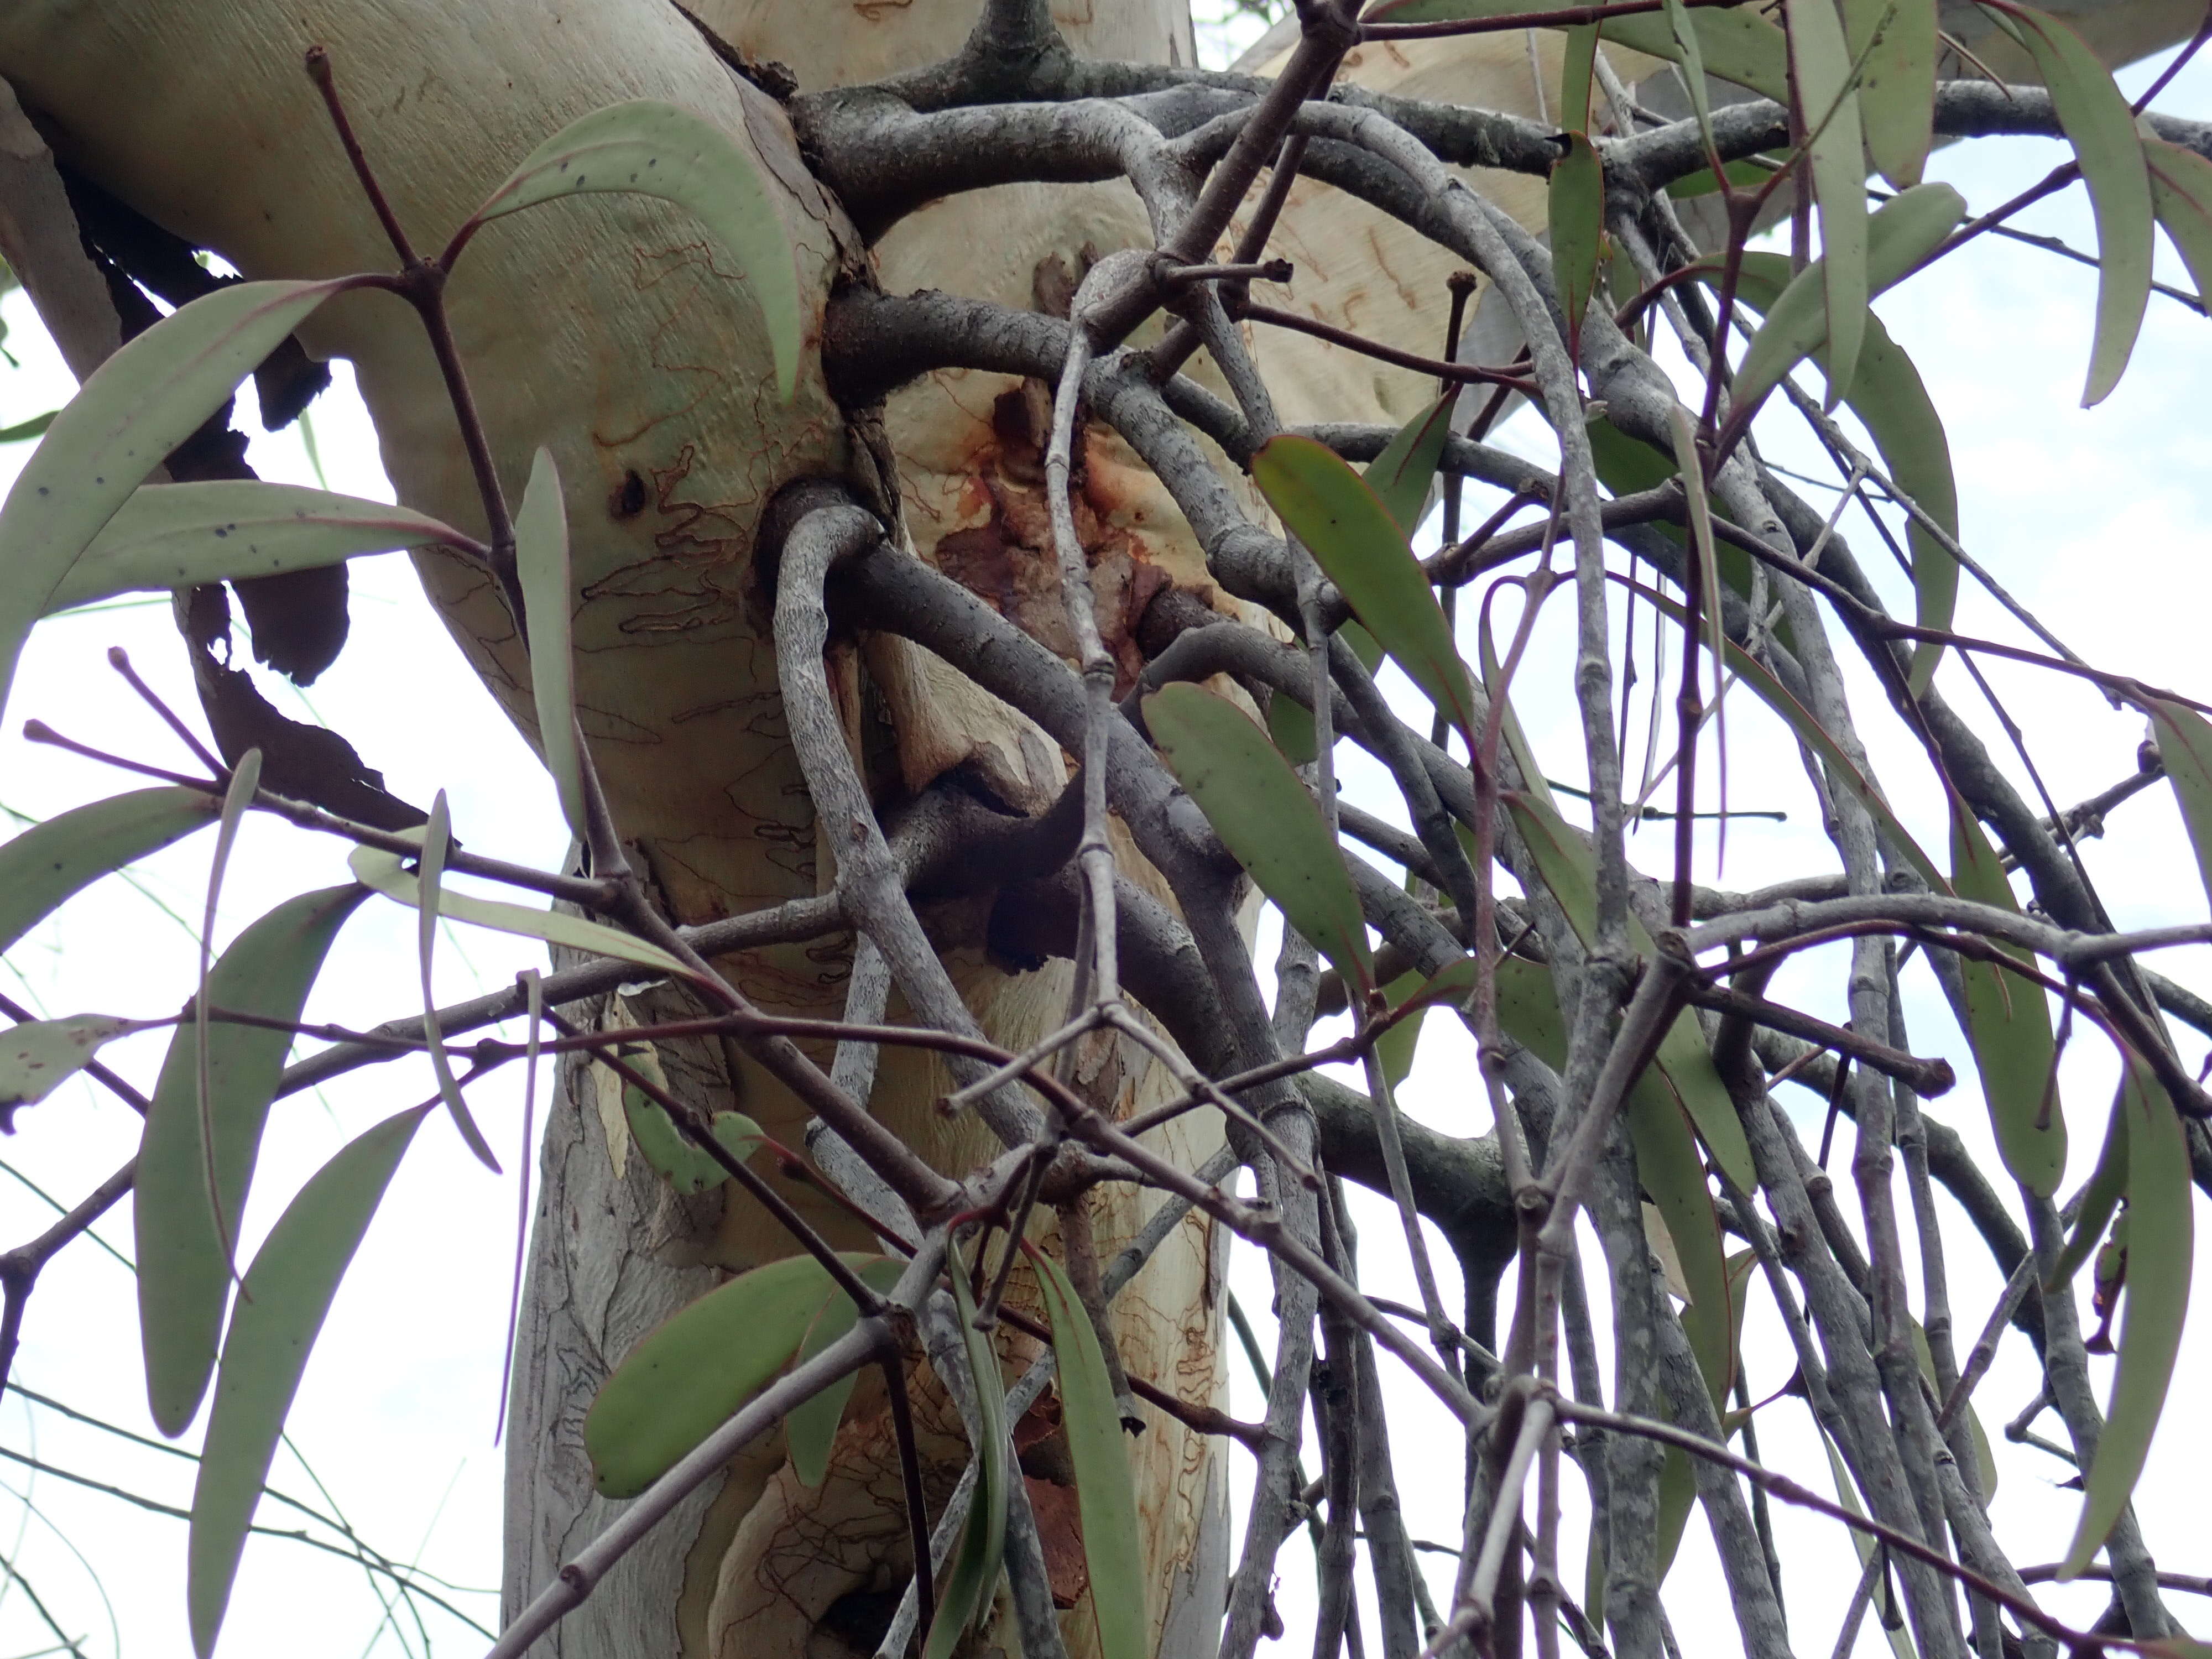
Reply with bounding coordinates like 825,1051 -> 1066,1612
0,15 -> 2205,1659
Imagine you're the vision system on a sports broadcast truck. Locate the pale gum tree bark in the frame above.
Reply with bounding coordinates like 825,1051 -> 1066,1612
0,4 -> 1256,1655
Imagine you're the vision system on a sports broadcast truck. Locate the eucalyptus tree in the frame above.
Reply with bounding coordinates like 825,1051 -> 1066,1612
0,3 -> 2206,1659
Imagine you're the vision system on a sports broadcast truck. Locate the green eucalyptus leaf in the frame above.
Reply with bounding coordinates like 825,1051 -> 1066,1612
1375,968 -> 1431,1092
0,1014 -> 148,1110
1632,1087 -> 1739,1405
2150,699 -> 2212,916
925,1243 -> 1010,1659
467,100 -> 804,401
1655,1440 -> 1699,1581
195,752 -> 262,1258
1989,2 -> 2153,404
2052,1079 -> 2131,1288
1821,1428 -> 1919,1659
1363,397 -> 1453,538
1846,0 -> 1939,186
1366,0 -> 1787,98
1250,434 -> 1478,740
0,789 -> 220,957
1036,1252 -> 1147,1659
1908,1319 -> 1999,1495
414,794 -> 500,1171
1663,0 -> 1717,142
1561,23 -> 1600,131
2145,138 -> 2212,305
138,884 -> 371,1437
1785,0 -> 1870,401
1949,802 -> 2065,1194
618,1042 -> 764,1196
1699,255 -> 1958,690
348,840 -> 692,980
1550,134 -> 1605,345
1607,3 -> 1790,101
1267,692 -> 1318,768
45,482 -> 465,614
1665,404 -> 1726,734
1730,184 -> 1964,420
585,1252 -> 847,1498
187,1104 -> 430,1658
1145,682 -> 1374,993
0,278 -> 353,723
2061,1056 -> 2191,1578
1264,622 -> 1379,768
1668,155 -> 1783,199
1657,1251 -> 1756,1582
517,448 -> 588,841
0,411 -> 55,445
1501,791 -> 1758,1189
785,1257 -> 904,1489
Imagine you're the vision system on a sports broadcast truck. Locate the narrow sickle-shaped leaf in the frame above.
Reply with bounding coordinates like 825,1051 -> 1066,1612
1666,0 -> 1717,133
1374,968 -> 1432,1092
785,1257 -> 905,1489
1693,255 -> 1960,692
1503,791 -> 1759,1190
2052,1080 -> 2130,1288
1370,0 -> 1789,100
46,482 -> 466,615
0,278 -> 354,723
2149,698 -> 2212,917
2060,1056 -> 2191,1577
1820,1427 -> 1921,1659
195,749 -> 264,1281
1991,2 -> 2154,404
1251,433 -> 1479,743
516,448 -> 588,842
0,1014 -> 150,1110
1550,135 -> 1605,349
1560,23 -> 1601,132
1846,0 -> 1938,186
1633,1086 -> 1739,1410
187,1103 -> 430,1657
415,792 -> 502,1171
347,841 -> 692,980
2145,139 -> 2212,305
926,1243 -> 1010,1659
1786,0 -> 1870,402
1949,800 -> 2065,1194
1665,404 -> 1729,780
584,1252 -> 846,1498
137,884 -> 371,1436
1036,1251 -> 1148,1659
0,788 -> 220,958
1731,184 -> 1965,420
465,101 -> 804,401
1145,682 -> 1374,994
1907,1318 -> 1999,1494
